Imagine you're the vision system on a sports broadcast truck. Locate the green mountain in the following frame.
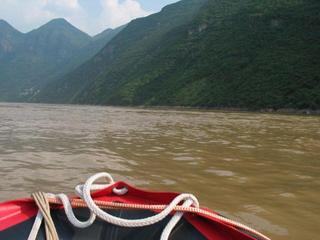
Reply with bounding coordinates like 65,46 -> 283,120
30,0 -> 320,109
66,25 -> 126,71
0,20 -> 23,60
0,19 -> 123,101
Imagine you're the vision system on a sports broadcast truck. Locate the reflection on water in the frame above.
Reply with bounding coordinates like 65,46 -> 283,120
0,102 -> 319,240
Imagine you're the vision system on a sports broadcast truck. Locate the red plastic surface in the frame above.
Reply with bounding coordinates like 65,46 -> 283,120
0,182 -> 255,240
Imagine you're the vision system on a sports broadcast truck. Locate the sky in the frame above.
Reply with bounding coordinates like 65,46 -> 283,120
0,0 -> 180,35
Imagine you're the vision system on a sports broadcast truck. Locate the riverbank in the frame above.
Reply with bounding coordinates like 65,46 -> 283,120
134,105 -> 320,116
1,101 -> 320,116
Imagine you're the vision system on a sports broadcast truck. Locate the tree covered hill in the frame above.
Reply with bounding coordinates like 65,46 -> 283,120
25,0 -> 320,109
33,0 -> 208,104
0,19 -> 123,101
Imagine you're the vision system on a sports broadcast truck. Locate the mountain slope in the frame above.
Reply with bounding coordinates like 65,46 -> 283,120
35,0 -> 207,103
37,0 -> 320,109
65,24 -> 127,71
0,19 -> 123,101
0,20 -> 23,60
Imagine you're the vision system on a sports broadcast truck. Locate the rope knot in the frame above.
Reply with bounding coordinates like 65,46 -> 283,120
31,192 -> 59,240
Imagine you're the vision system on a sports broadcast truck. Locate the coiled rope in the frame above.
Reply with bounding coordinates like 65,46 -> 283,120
27,172 -> 270,240
28,172 -> 198,240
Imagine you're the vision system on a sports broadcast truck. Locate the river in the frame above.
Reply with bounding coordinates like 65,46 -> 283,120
0,102 -> 319,240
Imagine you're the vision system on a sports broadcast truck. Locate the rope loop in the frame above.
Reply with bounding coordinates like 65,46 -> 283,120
27,172 -> 270,240
28,172 -> 199,240
75,172 -> 128,197
82,173 -> 199,228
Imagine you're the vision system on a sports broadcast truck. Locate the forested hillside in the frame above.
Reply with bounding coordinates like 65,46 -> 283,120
0,19 -> 123,101
29,0 -> 320,109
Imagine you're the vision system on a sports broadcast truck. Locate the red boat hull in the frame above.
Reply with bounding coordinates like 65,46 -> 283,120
0,182 -> 260,240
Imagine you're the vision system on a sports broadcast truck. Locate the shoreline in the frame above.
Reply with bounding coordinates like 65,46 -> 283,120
1,101 -> 320,116
133,105 -> 320,116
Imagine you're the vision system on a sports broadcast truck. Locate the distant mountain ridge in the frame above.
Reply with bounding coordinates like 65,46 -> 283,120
0,20 -> 23,59
0,18 -> 124,101
35,0 -> 320,110
35,0 -> 208,104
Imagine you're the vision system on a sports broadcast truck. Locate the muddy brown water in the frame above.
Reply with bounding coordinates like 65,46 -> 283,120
0,102 -> 319,239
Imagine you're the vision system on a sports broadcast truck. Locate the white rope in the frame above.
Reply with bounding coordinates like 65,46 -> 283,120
82,172 -> 199,228
160,199 -> 194,240
56,193 -> 96,228
27,211 -> 43,240
28,172 -> 197,240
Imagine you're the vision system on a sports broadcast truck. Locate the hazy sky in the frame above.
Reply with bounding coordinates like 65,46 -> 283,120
0,0 -> 180,35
